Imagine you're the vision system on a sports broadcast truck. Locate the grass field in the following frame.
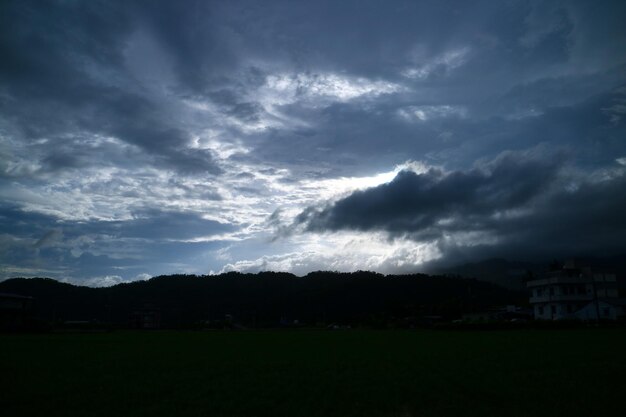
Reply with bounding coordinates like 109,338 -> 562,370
2,329 -> 626,417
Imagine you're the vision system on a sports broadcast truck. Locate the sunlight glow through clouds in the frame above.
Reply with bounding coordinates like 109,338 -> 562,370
219,231 -> 442,275
298,160 -> 430,201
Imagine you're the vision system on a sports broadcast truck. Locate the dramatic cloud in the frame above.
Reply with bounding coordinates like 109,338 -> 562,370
295,151 -> 626,265
298,150 -> 560,233
1,0 -> 625,283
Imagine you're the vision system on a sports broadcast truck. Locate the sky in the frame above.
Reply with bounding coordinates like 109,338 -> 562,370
1,0 -> 626,286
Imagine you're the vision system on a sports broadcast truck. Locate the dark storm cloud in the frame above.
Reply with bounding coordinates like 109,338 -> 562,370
295,150 -> 626,263
425,172 -> 626,267
297,151 -> 563,234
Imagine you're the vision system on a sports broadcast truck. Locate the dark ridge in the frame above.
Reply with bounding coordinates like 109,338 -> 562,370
0,271 -> 524,329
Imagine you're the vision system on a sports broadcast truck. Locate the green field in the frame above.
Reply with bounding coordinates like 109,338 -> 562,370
2,330 -> 626,416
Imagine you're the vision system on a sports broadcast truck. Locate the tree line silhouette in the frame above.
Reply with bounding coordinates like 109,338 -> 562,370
0,271 -> 525,329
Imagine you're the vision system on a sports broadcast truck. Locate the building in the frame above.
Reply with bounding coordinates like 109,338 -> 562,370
527,260 -> 624,321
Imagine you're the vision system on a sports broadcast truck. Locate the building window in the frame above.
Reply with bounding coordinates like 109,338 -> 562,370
549,287 -> 555,296
551,305 -> 556,316
538,306 -> 544,315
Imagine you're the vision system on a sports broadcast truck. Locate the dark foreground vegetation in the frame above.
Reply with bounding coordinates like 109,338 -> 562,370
2,330 -> 625,417
0,272 -> 525,329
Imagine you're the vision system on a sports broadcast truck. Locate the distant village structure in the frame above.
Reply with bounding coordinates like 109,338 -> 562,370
461,305 -> 532,323
130,304 -> 162,329
527,260 -> 625,321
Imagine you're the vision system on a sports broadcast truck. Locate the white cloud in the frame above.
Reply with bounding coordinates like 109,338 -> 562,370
79,272 -> 151,287
189,133 -> 250,159
81,275 -> 126,287
262,72 -> 403,106
135,273 -> 152,281
182,71 -> 404,135
397,105 -> 467,122
219,232 -> 442,275
402,47 -> 470,79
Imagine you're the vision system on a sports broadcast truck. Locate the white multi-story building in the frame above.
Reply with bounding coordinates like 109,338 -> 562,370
527,261 -> 623,321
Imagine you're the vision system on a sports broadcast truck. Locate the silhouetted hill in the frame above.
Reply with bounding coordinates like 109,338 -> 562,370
0,271 -> 524,328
